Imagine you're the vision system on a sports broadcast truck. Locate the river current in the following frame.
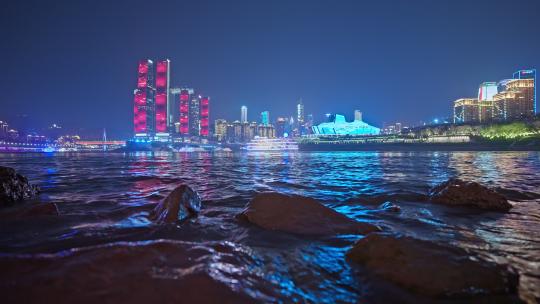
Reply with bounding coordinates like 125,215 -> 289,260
1,151 -> 539,303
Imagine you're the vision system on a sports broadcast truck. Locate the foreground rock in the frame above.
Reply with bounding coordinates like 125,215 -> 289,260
347,233 -> 519,298
0,166 -> 40,206
0,240 -> 253,304
238,192 -> 380,235
429,178 -> 512,212
149,185 -> 202,223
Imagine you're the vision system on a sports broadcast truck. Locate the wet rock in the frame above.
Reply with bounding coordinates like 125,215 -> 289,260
149,185 -> 202,223
239,192 -> 380,235
0,202 -> 58,220
0,166 -> 40,206
347,233 -> 519,298
378,202 -> 401,212
429,178 -> 512,212
0,240 -> 254,303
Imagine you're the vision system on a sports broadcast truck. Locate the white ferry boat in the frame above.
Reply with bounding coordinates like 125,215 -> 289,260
243,137 -> 299,152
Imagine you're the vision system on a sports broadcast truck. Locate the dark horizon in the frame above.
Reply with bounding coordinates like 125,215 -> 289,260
1,0 -> 539,138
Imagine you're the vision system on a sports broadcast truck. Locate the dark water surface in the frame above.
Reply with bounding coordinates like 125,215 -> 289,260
1,151 -> 539,303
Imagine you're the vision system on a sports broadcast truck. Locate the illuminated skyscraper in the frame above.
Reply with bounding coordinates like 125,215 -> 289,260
133,59 -> 155,136
200,96 -> 209,137
512,69 -> 536,114
261,111 -> 270,126
241,106 -> 248,123
214,119 -> 227,141
275,117 -> 286,137
493,79 -> 534,121
189,94 -> 201,136
155,59 -> 170,134
179,89 -> 191,135
297,99 -> 304,124
453,98 -> 479,123
477,82 -> 496,123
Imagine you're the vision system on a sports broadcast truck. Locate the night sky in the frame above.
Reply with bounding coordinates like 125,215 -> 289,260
1,0 -> 539,138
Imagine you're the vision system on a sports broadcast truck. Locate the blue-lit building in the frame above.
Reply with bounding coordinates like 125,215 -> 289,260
311,114 -> 380,136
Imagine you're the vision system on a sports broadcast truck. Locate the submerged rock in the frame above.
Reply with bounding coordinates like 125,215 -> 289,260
0,240 -> 254,303
378,202 -> 401,212
347,233 -> 519,298
0,166 -> 40,206
149,185 -> 202,223
429,178 -> 512,212
238,192 -> 380,235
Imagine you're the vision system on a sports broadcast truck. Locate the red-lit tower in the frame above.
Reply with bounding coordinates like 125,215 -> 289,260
179,89 -> 190,135
155,59 -> 170,134
200,97 -> 209,137
133,59 -> 155,136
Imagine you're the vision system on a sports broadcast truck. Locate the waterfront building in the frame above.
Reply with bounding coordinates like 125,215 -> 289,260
477,82 -> 497,123
261,111 -> 270,126
200,97 -> 209,137
233,120 -> 242,140
312,113 -> 380,136
241,106 -> 248,123
275,117 -> 286,137
354,110 -> 362,121
513,69 -> 536,114
189,94 -> 201,136
453,98 -> 479,124
297,100 -> 304,125
0,121 -> 8,139
179,89 -> 191,135
492,78 -> 535,121
133,59 -> 155,137
169,87 -> 182,130
256,124 -> 275,138
155,59 -> 170,134
214,119 -> 227,141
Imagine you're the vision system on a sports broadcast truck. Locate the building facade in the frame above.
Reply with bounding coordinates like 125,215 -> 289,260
155,59 -> 170,134
493,79 -> 535,121
189,94 -> 200,136
133,59 -> 155,136
453,98 -> 479,124
312,113 -> 380,136
241,106 -> 248,123
261,111 -> 270,126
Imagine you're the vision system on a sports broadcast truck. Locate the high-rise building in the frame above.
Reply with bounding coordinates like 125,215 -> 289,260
179,89 -> 191,135
261,111 -> 270,126
492,79 -> 535,121
241,106 -> 248,123
155,59 -> 170,134
354,110 -> 363,121
476,82 -> 496,123
453,98 -> 479,124
275,117 -> 286,137
133,59 -> 155,136
297,99 -> 305,124
512,69 -> 536,115
169,87 -> 182,128
214,119 -> 227,141
189,94 -> 201,136
200,97 -> 209,137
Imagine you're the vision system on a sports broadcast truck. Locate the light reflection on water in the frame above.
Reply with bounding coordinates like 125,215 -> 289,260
0,151 -> 539,302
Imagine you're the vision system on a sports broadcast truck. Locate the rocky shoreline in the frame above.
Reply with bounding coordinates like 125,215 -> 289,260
0,166 -> 532,303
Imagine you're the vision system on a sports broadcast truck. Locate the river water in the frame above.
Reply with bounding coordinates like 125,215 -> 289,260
1,151 -> 539,303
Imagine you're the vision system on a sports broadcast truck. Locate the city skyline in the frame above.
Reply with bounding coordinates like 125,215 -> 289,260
1,0 -> 540,139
